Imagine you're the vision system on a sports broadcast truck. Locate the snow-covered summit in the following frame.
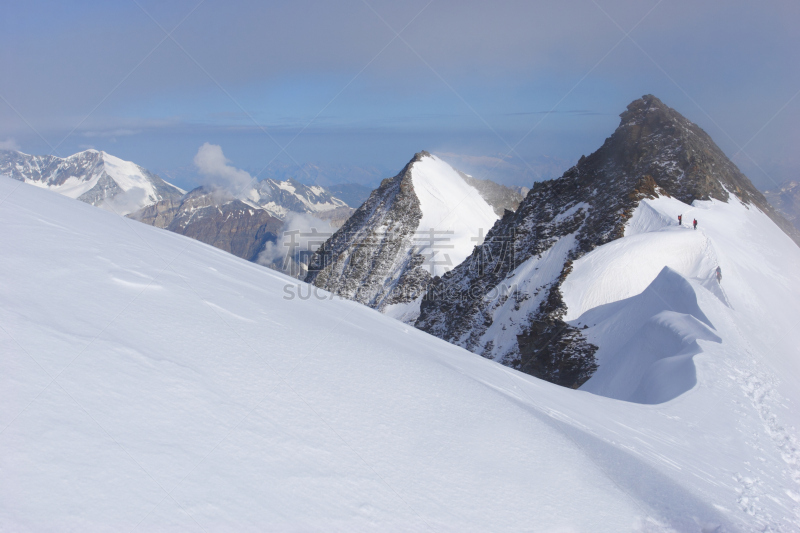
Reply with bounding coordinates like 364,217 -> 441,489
305,151 -> 499,322
411,153 -> 499,276
0,149 -> 184,215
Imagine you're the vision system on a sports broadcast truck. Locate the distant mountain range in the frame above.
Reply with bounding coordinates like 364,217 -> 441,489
0,149 -> 184,215
4,96 -> 800,531
132,153 -> 523,282
0,148 -> 371,265
157,160 -> 388,191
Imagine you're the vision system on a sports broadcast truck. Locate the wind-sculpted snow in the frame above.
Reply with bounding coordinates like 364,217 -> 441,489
3,175 -> 800,531
575,267 -> 721,404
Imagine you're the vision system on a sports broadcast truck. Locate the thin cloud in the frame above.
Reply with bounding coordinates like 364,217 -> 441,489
193,143 -> 254,199
0,138 -> 20,151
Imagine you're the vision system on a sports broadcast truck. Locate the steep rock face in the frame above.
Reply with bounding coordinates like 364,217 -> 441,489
415,94 -> 798,388
764,180 -> 800,231
305,152 -> 499,321
305,153 -> 428,311
130,187 -> 282,261
0,149 -> 183,214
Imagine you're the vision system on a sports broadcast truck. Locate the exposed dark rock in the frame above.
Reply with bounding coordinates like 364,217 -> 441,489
305,152 -> 429,310
314,206 -> 356,229
415,94 -> 799,389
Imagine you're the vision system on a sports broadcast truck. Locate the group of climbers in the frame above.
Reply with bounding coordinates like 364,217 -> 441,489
678,214 -> 697,230
678,214 -> 721,282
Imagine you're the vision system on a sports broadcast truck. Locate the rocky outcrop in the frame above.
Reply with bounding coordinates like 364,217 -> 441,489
314,206 -> 356,229
415,94 -> 799,389
304,152 -> 503,320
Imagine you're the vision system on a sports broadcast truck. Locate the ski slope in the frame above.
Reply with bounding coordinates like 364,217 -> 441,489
1,177 -> 799,532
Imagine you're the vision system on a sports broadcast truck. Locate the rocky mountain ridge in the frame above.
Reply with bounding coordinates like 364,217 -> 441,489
458,172 -> 525,215
247,178 -> 349,218
415,94 -> 800,388
128,174 -> 357,265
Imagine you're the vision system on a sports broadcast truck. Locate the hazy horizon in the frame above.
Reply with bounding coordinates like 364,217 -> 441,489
2,1 -> 798,192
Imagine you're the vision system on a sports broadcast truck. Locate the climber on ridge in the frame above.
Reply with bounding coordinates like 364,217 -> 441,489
693,218 -> 698,230
716,266 -> 722,283
678,214 -> 682,225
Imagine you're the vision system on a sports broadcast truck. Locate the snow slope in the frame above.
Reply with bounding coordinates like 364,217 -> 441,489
2,177 -> 800,531
411,155 -> 499,277
562,194 -> 800,526
383,155 -> 500,322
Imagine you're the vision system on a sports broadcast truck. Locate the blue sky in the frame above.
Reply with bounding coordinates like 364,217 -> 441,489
1,0 -> 798,190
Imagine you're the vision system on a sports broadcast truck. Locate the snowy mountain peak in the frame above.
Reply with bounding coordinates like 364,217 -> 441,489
251,176 -> 349,218
595,94 -> 798,242
0,149 -> 184,215
305,151 -> 500,322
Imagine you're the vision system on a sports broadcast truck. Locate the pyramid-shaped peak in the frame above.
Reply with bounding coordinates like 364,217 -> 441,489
627,93 -> 668,113
409,150 -> 433,165
618,94 -> 692,129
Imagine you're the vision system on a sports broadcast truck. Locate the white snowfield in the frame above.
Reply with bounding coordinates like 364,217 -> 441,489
1,177 -> 800,532
411,155 -> 499,278
384,155 -> 498,323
